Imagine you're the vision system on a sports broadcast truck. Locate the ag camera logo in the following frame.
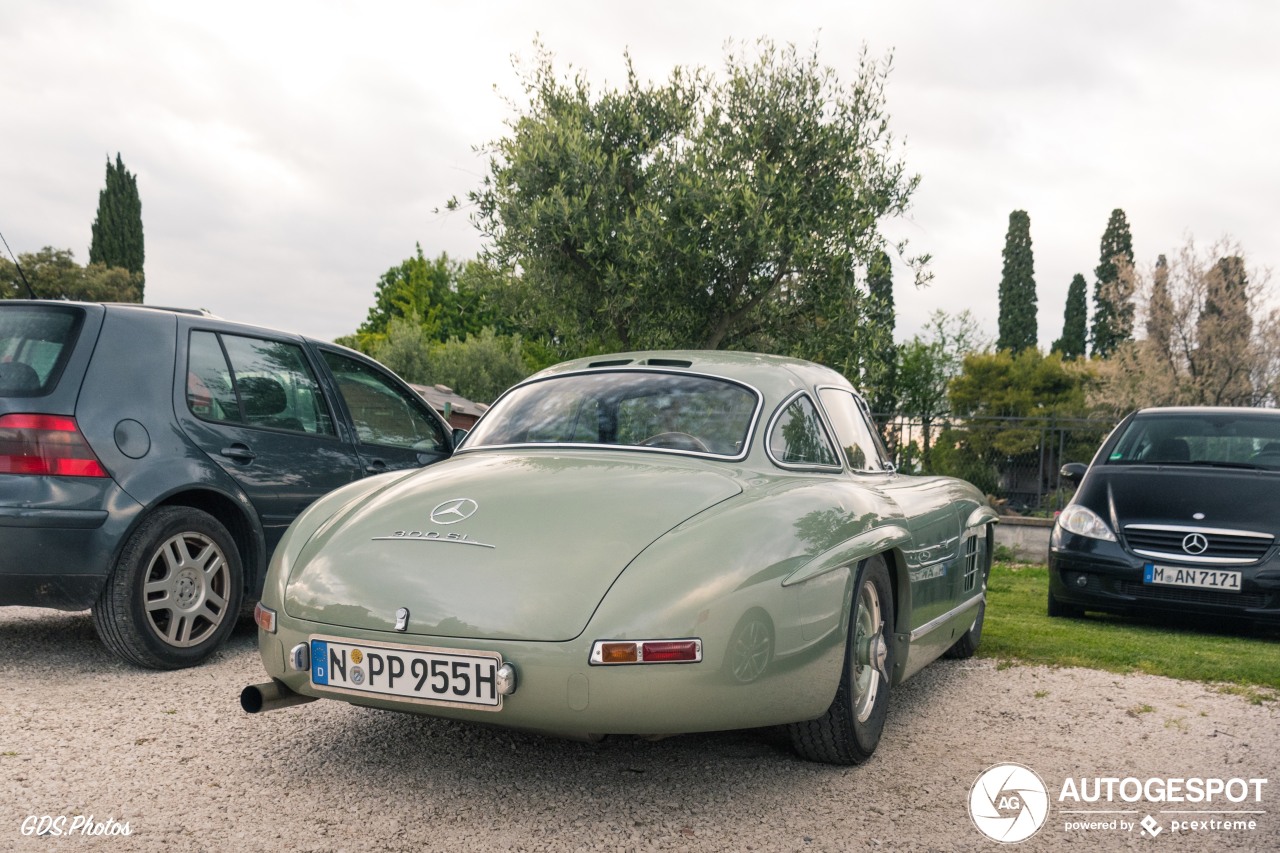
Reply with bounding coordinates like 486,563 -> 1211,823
969,763 -> 1050,843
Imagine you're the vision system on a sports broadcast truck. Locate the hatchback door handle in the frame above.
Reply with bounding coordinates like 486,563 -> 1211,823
220,444 -> 256,463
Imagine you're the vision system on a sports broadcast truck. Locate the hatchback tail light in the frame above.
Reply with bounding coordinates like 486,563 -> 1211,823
0,413 -> 108,477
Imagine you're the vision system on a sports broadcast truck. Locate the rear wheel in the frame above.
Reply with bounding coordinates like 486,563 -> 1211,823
789,555 -> 894,765
93,506 -> 244,669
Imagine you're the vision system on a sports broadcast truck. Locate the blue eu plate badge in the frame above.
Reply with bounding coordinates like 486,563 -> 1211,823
311,640 -> 329,685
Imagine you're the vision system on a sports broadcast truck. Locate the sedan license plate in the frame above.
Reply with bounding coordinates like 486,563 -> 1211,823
1143,564 -> 1241,593
310,637 -> 504,710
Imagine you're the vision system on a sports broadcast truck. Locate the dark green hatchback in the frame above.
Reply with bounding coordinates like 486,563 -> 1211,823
1,300 -> 453,668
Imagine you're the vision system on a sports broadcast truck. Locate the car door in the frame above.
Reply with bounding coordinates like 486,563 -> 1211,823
315,346 -> 451,476
817,387 -> 961,621
177,328 -> 364,554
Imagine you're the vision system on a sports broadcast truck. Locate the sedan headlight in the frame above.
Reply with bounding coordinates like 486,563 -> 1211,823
1056,504 -> 1117,542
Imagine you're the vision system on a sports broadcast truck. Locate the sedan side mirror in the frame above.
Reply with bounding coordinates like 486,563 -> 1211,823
1059,462 -> 1088,485
451,427 -> 469,449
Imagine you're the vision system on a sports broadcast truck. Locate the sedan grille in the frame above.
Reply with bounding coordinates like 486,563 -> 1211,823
1122,525 -> 1273,566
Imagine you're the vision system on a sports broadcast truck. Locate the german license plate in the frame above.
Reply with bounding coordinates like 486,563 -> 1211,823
310,637 -> 504,710
1143,564 -> 1241,592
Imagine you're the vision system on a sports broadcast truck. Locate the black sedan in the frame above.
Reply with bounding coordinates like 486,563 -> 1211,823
1049,407 -> 1280,626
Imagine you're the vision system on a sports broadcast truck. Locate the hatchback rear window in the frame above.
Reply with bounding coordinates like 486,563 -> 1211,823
0,306 -> 84,397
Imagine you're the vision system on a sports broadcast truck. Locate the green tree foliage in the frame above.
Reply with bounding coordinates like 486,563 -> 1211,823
427,328 -> 531,405
1090,208 -> 1135,357
345,246 -> 500,353
1051,273 -> 1088,359
368,312 -> 435,384
1,247 -> 142,302
939,349 -> 1094,498
996,210 -> 1037,354
367,319 -> 530,405
467,38 -> 926,372
894,310 -> 983,470
88,153 -> 145,295
863,250 -> 897,418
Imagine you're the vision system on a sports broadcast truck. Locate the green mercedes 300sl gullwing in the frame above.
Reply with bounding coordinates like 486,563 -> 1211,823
243,351 -> 997,765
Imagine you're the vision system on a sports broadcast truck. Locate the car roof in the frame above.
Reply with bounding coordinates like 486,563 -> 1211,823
2,299 -> 329,345
1133,406 -> 1280,417
529,349 -> 854,400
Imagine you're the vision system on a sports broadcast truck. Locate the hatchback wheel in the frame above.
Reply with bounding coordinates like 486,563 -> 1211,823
93,507 -> 244,669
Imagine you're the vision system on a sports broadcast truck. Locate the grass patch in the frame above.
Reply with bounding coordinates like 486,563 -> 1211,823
979,562 -> 1280,692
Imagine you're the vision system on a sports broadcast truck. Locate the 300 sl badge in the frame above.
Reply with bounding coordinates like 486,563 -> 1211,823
372,530 -> 495,549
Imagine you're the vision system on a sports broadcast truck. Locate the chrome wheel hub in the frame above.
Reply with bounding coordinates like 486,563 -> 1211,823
143,532 -> 231,648
852,579 -> 886,723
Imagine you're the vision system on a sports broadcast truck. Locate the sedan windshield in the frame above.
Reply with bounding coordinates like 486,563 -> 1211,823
464,370 -> 759,457
1106,412 -> 1280,469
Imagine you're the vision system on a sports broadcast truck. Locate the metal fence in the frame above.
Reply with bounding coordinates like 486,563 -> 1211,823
876,414 -> 1118,516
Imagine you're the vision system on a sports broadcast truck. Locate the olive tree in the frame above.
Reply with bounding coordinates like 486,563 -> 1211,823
464,38 -> 926,374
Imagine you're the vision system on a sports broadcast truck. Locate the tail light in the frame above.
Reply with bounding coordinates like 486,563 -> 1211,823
0,414 -> 108,477
590,638 -> 703,665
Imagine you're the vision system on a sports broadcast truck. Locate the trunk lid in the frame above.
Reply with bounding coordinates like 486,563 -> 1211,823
284,451 -> 742,640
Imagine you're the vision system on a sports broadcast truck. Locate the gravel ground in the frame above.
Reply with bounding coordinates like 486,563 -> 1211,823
2,606 -> 1277,852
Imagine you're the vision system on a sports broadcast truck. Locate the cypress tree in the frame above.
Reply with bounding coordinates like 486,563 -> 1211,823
996,210 -> 1037,354
1052,273 -> 1088,359
1146,254 -> 1173,366
1191,255 -> 1253,404
89,153 -> 145,297
864,249 -> 897,418
1089,208 -> 1134,357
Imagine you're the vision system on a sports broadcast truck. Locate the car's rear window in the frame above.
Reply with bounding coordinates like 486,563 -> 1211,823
0,305 -> 84,397
465,370 -> 760,458
1106,412 -> 1280,469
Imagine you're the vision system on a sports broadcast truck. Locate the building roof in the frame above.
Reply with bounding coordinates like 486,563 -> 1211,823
409,383 -> 489,420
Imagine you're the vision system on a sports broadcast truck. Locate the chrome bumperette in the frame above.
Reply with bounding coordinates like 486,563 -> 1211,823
288,642 -> 310,672
495,663 -> 517,696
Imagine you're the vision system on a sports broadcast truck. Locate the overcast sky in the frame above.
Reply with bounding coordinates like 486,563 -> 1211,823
4,0 -> 1277,350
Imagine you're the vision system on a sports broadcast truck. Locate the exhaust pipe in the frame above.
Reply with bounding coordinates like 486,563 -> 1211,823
241,679 -> 318,714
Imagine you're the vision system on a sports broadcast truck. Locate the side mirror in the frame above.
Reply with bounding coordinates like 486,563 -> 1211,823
451,427 -> 469,449
1059,462 -> 1088,485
